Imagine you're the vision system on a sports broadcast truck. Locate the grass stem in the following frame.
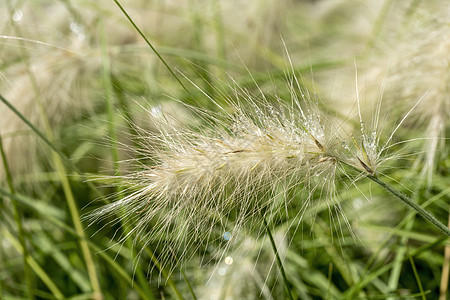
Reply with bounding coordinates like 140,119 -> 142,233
263,218 -> 294,300
0,15 -> 103,293
3,228 -> 64,300
408,250 -> 426,300
0,136 -> 34,299
439,212 -> 450,300
113,0 -> 190,95
145,248 -> 185,300
340,161 -> 450,237
366,174 -> 450,237
100,24 -> 156,299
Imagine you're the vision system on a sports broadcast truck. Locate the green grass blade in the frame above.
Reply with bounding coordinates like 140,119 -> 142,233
0,135 -> 34,299
2,228 -> 64,300
0,93 -> 110,206
52,153 -> 102,299
0,187 -> 154,300
263,218 -> 295,300
145,248 -> 185,300
407,251 -> 426,300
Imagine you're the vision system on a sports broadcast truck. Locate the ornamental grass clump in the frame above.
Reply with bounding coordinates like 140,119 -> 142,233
83,8 -> 450,299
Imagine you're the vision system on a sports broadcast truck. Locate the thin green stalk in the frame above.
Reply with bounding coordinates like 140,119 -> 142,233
0,93 -> 107,202
263,217 -> 294,300
0,137 -> 15,197
4,8 -> 102,293
387,177 -> 427,298
167,248 -> 198,300
52,154 -> 102,300
386,220 -> 414,298
113,0 -> 190,95
365,174 -> 450,237
181,268 -> 197,300
327,263 -> 333,300
101,23 -> 156,299
3,228 -> 64,300
348,188 -> 450,298
101,21 -> 120,174
439,212 -> 450,300
408,251 -> 426,300
0,187 -> 153,300
144,248 -> 185,300
0,136 -> 34,299
340,161 -> 450,237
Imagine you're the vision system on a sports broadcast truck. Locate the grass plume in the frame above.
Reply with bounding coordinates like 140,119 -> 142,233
87,70 -> 450,275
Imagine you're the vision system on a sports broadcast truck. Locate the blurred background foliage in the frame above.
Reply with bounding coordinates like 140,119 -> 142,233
0,0 -> 449,299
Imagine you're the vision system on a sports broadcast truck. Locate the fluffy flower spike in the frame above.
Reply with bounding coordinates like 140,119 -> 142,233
87,76 -> 389,268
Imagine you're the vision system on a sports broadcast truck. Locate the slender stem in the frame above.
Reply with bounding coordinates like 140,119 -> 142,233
3,228 -> 64,299
2,13 -> 103,293
167,247 -> 198,300
181,268 -> 197,300
113,0 -> 190,95
0,94 -> 62,159
439,213 -> 450,300
101,21 -> 120,173
366,174 -> 450,237
0,93 -> 107,203
262,218 -> 294,300
408,251 -> 426,300
339,160 -> 450,237
144,248 -> 185,300
0,136 -> 34,299
53,152 -> 103,299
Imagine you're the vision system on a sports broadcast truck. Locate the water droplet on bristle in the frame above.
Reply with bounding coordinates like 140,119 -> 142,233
224,256 -> 233,265
223,231 -> 231,240
12,10 -> 23,22
70,21 -> 85,41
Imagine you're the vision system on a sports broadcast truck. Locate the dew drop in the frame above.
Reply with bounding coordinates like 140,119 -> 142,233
218,267 -> 227,276
223,232 -> 231,241
224,256 -> 233,265
12,10 -> 23,22
151,105 -> 163,118
2,238 -> 11,249
70,21 -> 85,41
341,142 -> 350,151
353,198 -> 364,210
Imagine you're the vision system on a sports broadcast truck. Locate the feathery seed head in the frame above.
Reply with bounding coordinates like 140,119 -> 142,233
360,20 -> 450,185
87,78 -> 389,269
